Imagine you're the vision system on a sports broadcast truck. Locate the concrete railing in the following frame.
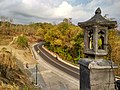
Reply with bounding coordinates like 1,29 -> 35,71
42,45 -> 79,69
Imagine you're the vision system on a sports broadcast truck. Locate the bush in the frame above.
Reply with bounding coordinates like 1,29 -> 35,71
16,34 -> 28,48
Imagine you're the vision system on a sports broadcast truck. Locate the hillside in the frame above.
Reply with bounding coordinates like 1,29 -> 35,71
0,19 -> 120,76
0,43 -> 40,89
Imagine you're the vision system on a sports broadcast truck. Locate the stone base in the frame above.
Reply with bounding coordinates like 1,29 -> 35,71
78,58 -> 118,90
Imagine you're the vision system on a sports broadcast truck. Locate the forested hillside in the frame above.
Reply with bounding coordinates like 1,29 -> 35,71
44,20 -> 84,65
0,18 -> 120,75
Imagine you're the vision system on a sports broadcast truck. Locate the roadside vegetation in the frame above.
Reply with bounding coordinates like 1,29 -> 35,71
108,30 -> 120,75
16,34 -> 28,48
0,17 -> 120,75
0,47 -> 36,89
44,19 -> 84,65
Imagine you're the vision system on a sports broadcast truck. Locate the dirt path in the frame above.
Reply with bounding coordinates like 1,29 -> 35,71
0,45 -> 37,65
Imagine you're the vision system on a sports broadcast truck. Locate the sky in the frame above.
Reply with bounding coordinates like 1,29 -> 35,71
0,0 -> 120,25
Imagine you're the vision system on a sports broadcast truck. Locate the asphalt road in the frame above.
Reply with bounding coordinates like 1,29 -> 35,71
34,42 -> 79,80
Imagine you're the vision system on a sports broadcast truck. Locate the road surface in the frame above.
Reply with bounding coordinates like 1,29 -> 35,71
32,42 -> 79,90
34,42 -> 79,80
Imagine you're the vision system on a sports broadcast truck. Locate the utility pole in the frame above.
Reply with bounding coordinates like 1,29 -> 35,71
35,64 -> 38,85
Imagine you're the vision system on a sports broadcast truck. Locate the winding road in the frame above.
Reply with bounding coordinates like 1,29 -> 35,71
34,42 -> 79,80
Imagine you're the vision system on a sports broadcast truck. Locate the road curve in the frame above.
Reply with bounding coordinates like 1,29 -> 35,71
34,42 -> 79,79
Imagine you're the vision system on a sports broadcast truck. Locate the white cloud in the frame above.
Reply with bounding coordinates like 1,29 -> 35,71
0,0 -> 119,24
22,0 -> 38,7
72,0 -> 120,23
53,1 -> 73,18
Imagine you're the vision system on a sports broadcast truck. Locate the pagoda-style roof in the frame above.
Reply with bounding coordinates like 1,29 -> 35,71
78,8 -> 117,29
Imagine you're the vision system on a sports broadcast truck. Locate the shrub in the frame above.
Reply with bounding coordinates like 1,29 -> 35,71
16,34 -> 28,48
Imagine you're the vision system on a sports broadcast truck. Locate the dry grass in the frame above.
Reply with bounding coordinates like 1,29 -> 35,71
0,81 -> 19,90
0,46 -> 38,89
0,35 -> 13,45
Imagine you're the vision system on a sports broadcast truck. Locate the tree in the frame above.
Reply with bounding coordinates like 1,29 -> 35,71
44,20 -> 84,64
108,29 -> 120,75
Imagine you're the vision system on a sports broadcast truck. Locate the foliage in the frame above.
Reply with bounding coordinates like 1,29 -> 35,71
16,34 -> 28,48
44,21 -> 84,64
108,29 -> 120,75
36,28 -> 44,40
0,17 -> 120,70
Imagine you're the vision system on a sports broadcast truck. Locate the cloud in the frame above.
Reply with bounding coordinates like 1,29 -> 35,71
71,0 -> 120,23
0,0 -> 119,24
53,1 -> 73,18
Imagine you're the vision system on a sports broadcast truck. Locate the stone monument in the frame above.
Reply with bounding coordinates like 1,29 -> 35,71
78,8 -> 118,90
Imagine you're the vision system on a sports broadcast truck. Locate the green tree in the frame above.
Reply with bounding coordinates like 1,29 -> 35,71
36,28 -> 45,40
44,20 -> 84,64
16,34 -> 28,48
108,29 -> 120,75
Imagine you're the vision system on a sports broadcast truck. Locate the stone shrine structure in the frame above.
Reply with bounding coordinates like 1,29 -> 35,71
78,8 -> 118,90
